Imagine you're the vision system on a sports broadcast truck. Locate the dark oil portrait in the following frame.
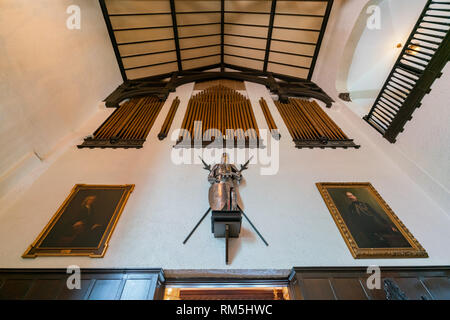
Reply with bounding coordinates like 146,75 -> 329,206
326,187 -> 411,249
316,183 -> 428,258
23,184 -> 134,258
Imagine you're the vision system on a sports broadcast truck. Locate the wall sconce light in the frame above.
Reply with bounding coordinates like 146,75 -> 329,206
406,44 -> 420,55
396,43 -> 403,48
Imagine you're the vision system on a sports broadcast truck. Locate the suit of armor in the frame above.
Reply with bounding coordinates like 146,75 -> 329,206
182,152 -> 267,264
208,153 -> 242,212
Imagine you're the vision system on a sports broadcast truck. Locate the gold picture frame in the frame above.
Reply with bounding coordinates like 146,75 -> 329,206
316,182 -> 428,259
23,184 -> 134,258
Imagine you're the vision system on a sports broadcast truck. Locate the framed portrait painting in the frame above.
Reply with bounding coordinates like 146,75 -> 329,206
316,182 -> 427,259
23,184 -> 134,258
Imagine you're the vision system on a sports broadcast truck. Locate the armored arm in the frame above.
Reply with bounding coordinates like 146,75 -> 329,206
230,164 -> 242,183
208,165 -> 219,184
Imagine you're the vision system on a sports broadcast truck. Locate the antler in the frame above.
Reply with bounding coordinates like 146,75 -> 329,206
239,156 -> 254,173
199,156 -> 211,172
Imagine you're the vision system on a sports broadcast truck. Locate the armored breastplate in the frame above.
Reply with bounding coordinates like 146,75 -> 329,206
209,182 -> 231,211
216,164 -> 233,182
208,164 -> 240,211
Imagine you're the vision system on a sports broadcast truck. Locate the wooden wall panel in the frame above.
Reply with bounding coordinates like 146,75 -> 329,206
177,13 -> 221,25
391,277 -> 433,300
122,51 -> 177,69
0,280 -> 32,300
175,0 -> 221,12
422,277 -> 450,300
179,35 -> 221,49
126,62 -> 178,79
225,55 -> 264,70
290,267 -> 450,300
361,277 -> 388,300
0,269 -> 164,300
225,0 -> 272,13
25,279 -> 65,300
273,15 -> 323,30
276,1 -> 327,15
224,35 -> 266,50
331,279 -> 369,300
120,279 -> 155,300
115,28 -> 174,44
88,280 -> 122,300
106,0 -> 171,14
266,0 -> 330,77
119,40 -> 175,57
267,63 -> 309,79
300,279 -> 336,300
181,46 -> 221,60
272,28 -> 319,44
1,268 -> 449,300
110,15 -> 172,29
182,55 -> 221,70
225,13 -> 270,26
178,25 -> 221,38
269,52 -> 312,68
118,40 -> 176,57
269,40 -> 316,56
194,79 -> 246,91
224,24 -> 268,38
58,280 -> 94,300
225,46 -> 265,60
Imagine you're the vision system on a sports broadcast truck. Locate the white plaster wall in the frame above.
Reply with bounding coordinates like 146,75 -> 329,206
346,0 -> 426,116
0,82 -> 449,269
313,0 -> 450,214
396,64 -> 450,195
0,0 -> 122,201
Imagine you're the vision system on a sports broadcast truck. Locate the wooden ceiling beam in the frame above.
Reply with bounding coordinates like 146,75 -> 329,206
169,0 -> 182,71
264,0 -> 277,72
104,69 -> 334,108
